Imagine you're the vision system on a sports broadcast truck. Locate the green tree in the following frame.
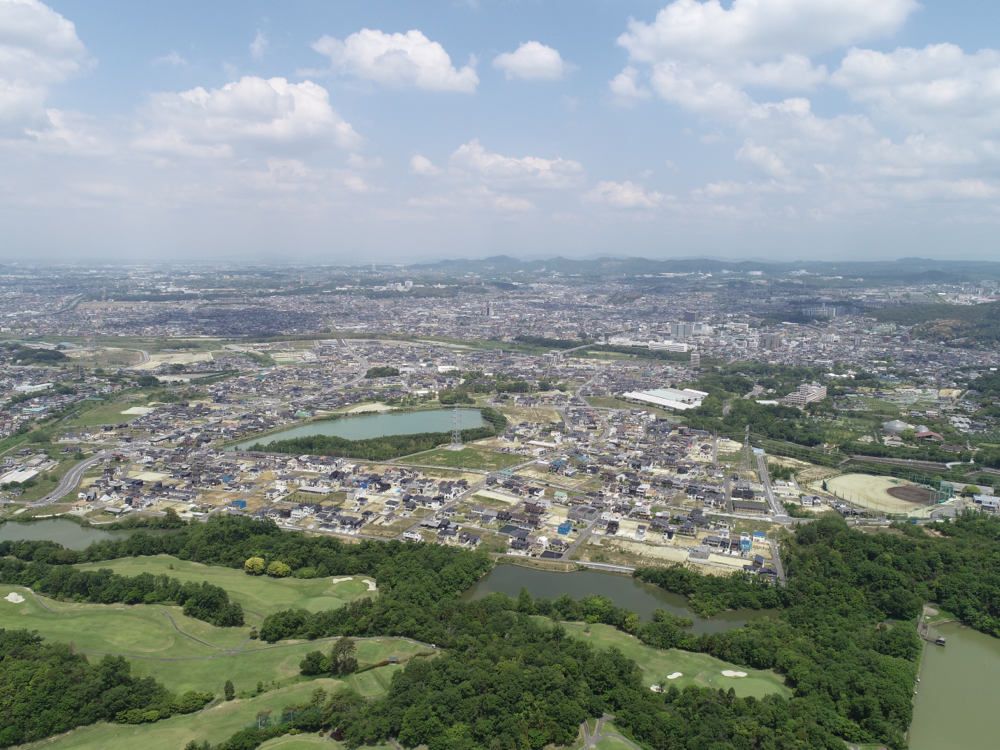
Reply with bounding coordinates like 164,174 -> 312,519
266,561 -> 291,578
299,651 -> 325,676
963,485 -> 981,497
516,585 -> 536,615
398,703 -> 443,747
244,557 -> 265,575
224,680 -> 235,701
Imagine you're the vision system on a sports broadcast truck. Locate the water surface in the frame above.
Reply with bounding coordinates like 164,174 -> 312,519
909,621 -> 1000,750
233,408 -> 485,450
0,518 -> 166,550
463,565 -> 777,635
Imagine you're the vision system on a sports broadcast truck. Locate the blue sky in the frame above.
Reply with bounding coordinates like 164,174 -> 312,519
3,0 -> 1000,262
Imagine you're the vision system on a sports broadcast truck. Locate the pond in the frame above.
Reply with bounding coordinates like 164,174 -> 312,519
0,518 -> 166,550
231,408 -> 486,450
462,565 -> 778,635
909,621 -> 1000,749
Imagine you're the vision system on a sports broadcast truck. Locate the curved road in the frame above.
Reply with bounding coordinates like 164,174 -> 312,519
31,451 -> 109,507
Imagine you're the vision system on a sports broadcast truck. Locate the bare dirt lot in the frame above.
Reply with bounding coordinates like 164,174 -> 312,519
887,485 -> 933,503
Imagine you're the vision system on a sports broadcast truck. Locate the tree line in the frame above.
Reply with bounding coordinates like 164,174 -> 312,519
0,551 -> 243,627
0,629 -> 212,748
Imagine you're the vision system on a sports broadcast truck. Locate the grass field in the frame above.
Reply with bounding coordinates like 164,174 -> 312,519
561,622 -> 790,700
73,555 -> 377,616
21,678 -> 352,750
0,581 -> 423,696
398,446 -> 516,471
594,737 -> 634,750
62,399 -> 143,428
258,736 -> 341,750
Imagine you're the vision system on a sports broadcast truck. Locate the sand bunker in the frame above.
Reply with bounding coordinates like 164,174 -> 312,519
331,577 -> 354,584
666,672 -> 683,680
363,579 -> 377,591
4,593 -> 24,603
721,670 -> 747,678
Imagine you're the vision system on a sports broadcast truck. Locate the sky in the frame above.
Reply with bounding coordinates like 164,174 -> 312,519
2,0 -> 1000,263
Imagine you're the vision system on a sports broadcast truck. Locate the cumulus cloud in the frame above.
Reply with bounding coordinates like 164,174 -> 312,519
736,139 -> 788,177
312,29 -> 478,92
619,0 -> 915,65
409,154 -> 440,175
833,44 -> 1000,136
449,139 -> 583,189
134,76 -> 361,158
584,181 -> 670,208
609,66 -> 651,100
493,41 -> 572,81
0,0 -> 92,127
613,0 -> 917,118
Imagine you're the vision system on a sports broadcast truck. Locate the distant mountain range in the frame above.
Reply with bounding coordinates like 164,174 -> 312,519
405,255 -> 1000,281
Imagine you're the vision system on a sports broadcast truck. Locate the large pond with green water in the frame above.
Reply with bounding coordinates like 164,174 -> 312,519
0,518 -> 166,550
232,408 -> 485,450
463,565 -> 778,635
909,621 -> 1000,749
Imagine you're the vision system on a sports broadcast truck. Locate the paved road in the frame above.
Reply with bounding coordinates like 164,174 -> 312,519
756,452 -> 790,523
31,451 -> 109,506
767,540 -> 786,584
340,339 -> 371,387
581,713 -> 643,750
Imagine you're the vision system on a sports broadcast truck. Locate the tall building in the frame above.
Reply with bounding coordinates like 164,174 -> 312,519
761,333 -> 783,350
683,311 -> 698,322
785,382 -> 827,405
690,352 -> 701,369
670,322 -> 695,339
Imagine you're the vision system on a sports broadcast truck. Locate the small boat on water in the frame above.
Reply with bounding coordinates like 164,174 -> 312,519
934,636 -> 947,646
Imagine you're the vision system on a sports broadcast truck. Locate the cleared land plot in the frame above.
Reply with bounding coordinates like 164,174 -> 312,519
131,351 -> 214,372
72,555 -> 376,616
398,446 -> 515,471
64,400 -> 141,428
824,474 -> 941,517
561,623 -> 789,699
497,406 -> 563,424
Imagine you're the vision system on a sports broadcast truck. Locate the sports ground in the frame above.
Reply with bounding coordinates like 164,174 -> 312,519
824,474 -> 947,517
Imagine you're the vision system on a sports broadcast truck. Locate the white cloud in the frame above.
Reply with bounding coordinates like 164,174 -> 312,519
409,154 -> 440,176
494,193 -> 535,211
584,181 -> 670,208
619,0 -> 916,65
347,153 -> 383,169
134,76 -> 361,158
609,66 -> 651,100
250,30 -> 269,60
833,44 -> 1000,136
151,51 -> 187,67
736,139 -> 788,177
449,139 -> 583,189
492,41 -> 572,81
0,0 -> 92,127
312,29 -> 478,92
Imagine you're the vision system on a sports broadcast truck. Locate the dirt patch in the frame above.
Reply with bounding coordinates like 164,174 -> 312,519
887,485 -> 932,504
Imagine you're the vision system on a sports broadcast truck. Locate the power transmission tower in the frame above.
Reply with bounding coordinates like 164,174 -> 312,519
739,425 -> 753,475
448,406 -> 463,451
